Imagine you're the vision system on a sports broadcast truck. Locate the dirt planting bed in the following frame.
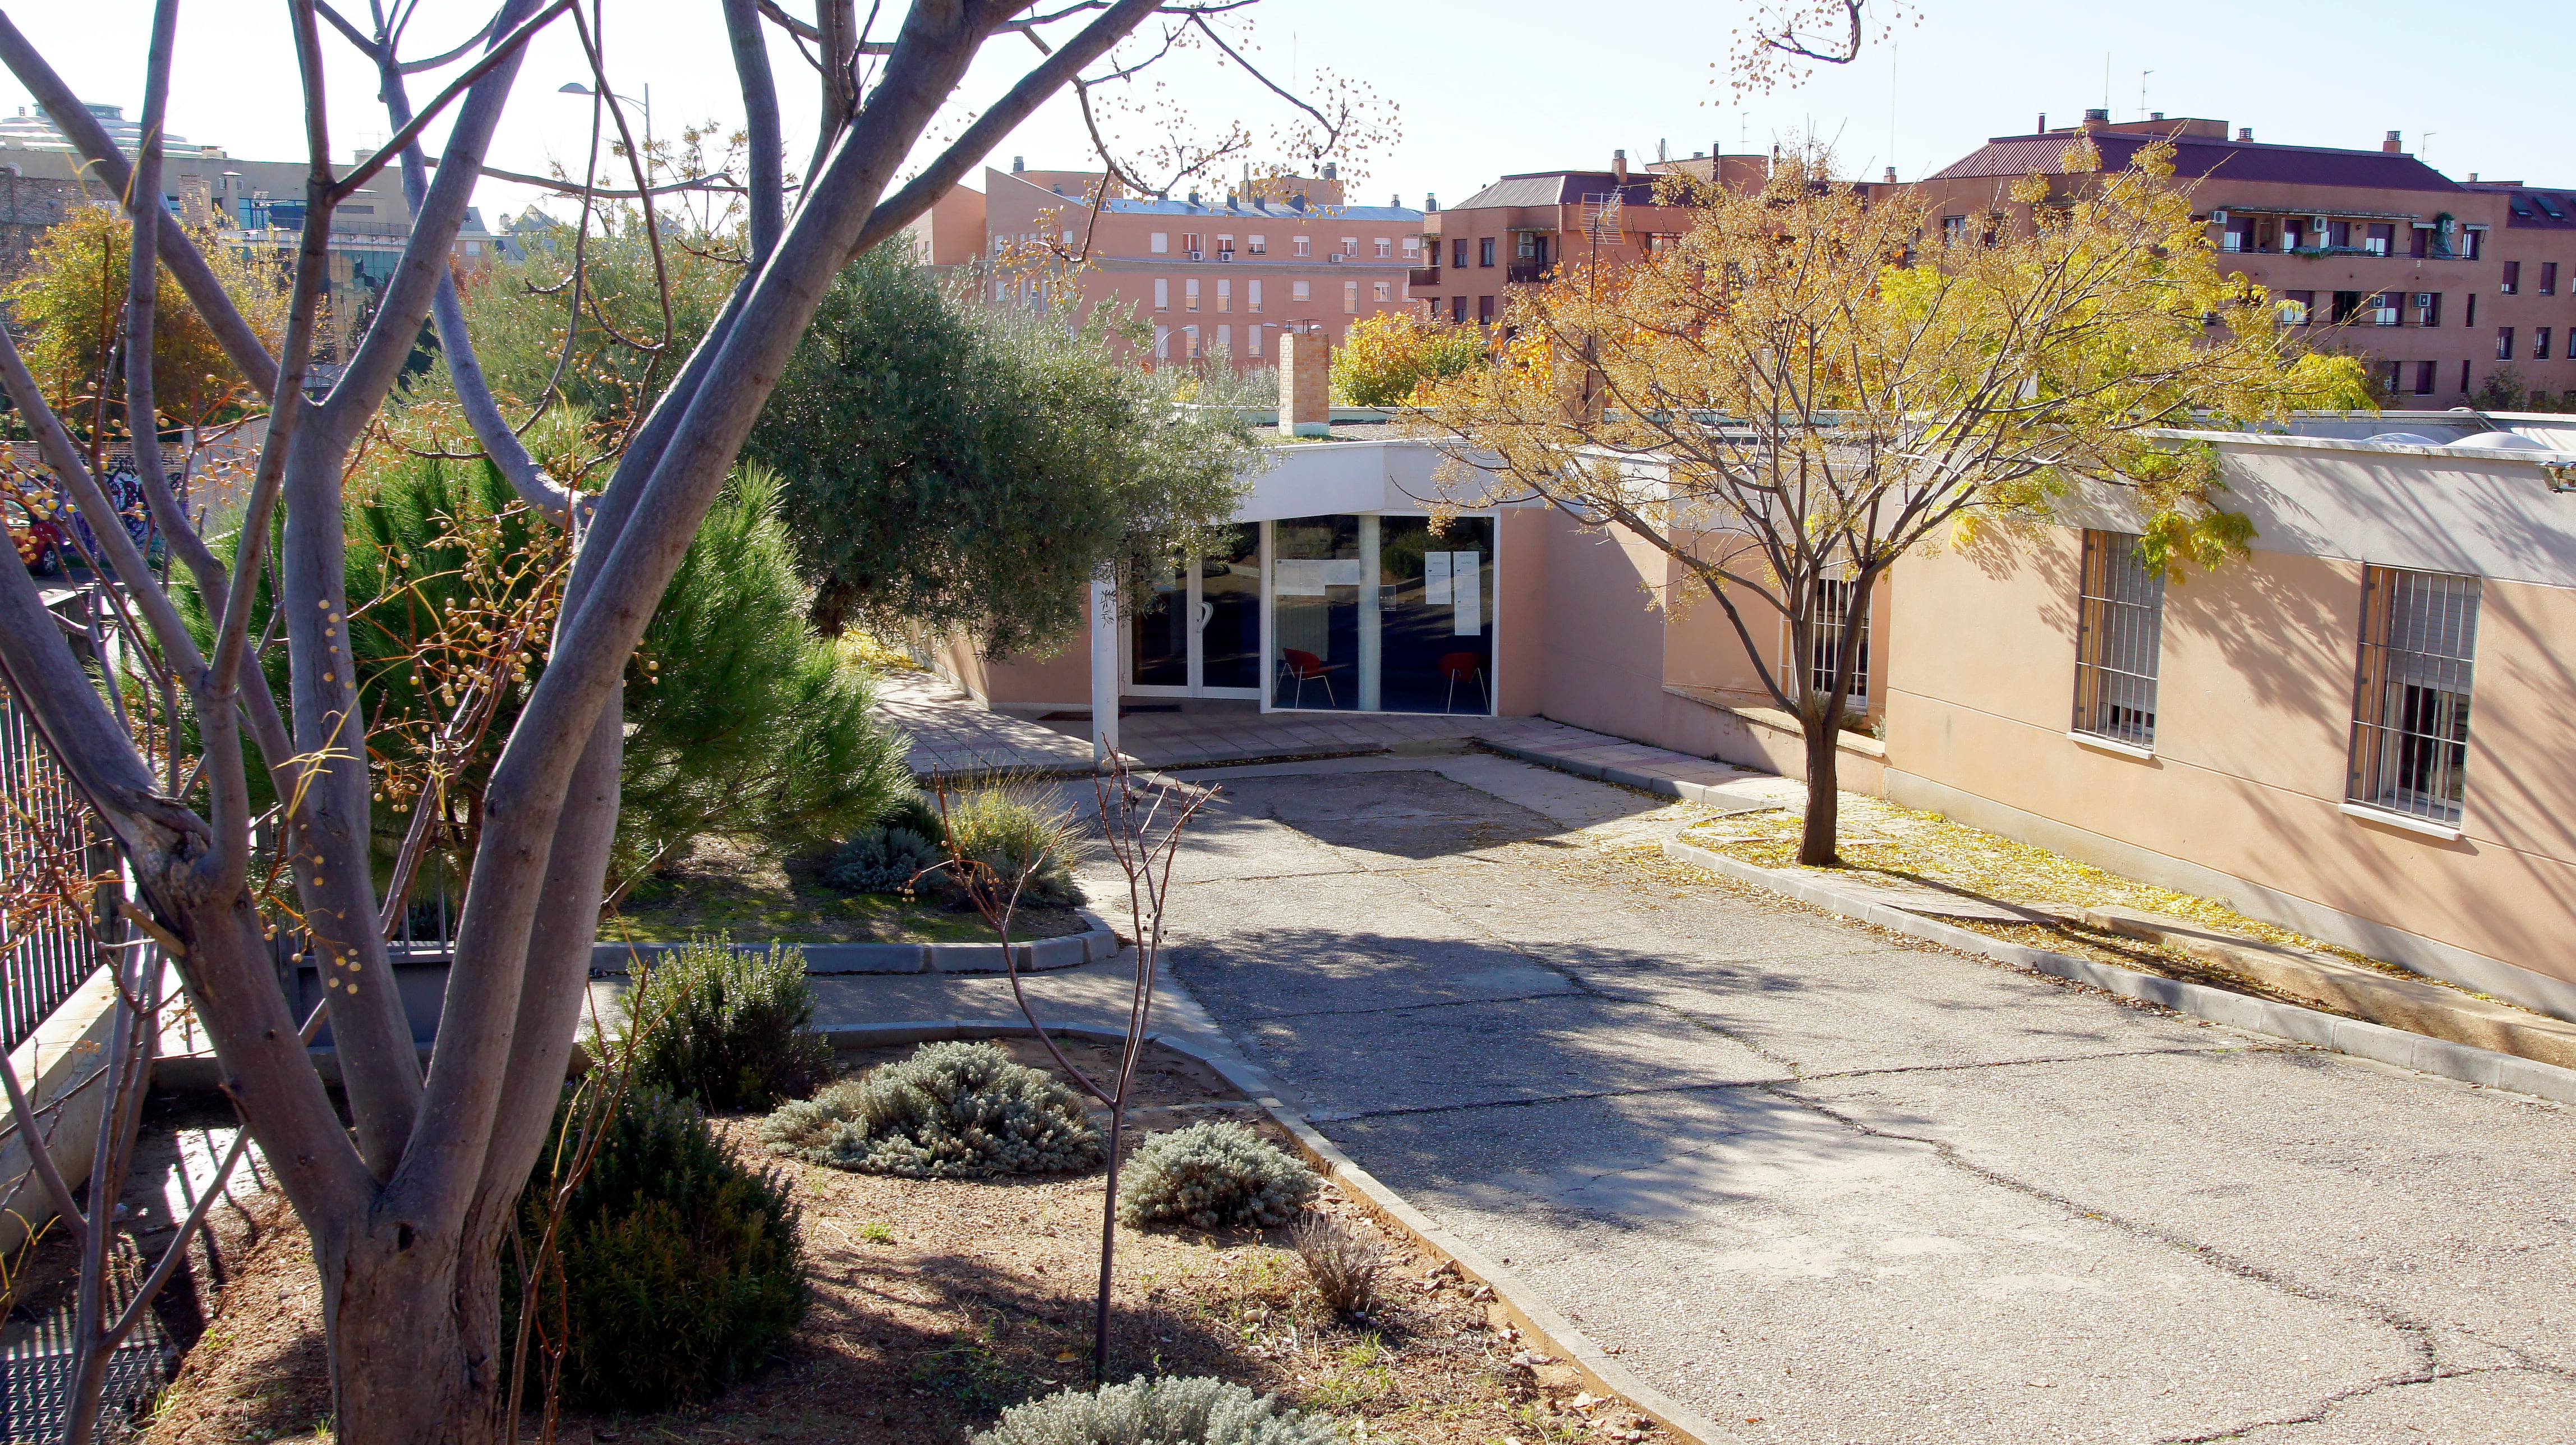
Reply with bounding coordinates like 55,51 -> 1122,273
141,1038 -> 1663,1444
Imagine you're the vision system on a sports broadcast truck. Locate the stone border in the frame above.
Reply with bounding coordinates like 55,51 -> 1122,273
585,908 -> 1123,977
1662,837 -> 2576,1106
836,1018 -> 1743,1445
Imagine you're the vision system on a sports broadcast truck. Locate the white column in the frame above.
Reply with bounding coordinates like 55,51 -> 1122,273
1357,514 -> 1382,712
1089,573 -> 1120,766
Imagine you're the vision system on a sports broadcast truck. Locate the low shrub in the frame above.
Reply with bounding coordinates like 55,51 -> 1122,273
1291,1211 -> 1385,1317
881,791 -> 949,846
973,1374 -> 1344,1445
761,1040 -> 1102,1178
1117,1122 -> 1319,1230
944,784 -> 1086,908
510,1084 -> 808,1411
821,824 -> 945,895
615,936 -> 834,1111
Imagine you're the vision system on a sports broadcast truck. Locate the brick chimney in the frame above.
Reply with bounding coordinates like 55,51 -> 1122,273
1612,149 -> 1629,183
2384,130 -> 2403,153
2036,112 -> 2047,132
1884,167 -> 1897,183
2238,127 -> 2253,141
1278,329 -> 1331,438
2082,108 -> 2109,131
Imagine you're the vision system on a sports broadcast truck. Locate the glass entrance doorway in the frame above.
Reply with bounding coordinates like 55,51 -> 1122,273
1128,524 -> 1262,698
1268,512 -> 1496,714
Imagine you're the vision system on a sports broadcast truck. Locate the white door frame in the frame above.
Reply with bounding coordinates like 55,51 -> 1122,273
1123,549 -> 1262,701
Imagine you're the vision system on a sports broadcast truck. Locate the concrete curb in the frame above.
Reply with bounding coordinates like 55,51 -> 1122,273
846,1017 -> 1742,1445
1478,738 -> 1773,814
585,910 -> 1121,977
1662,837 -> 2576,1107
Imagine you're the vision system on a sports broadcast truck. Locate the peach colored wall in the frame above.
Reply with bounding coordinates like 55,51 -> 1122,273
1496,509 -> 1551,715
937,630 -> 1093,713
1888,527 -> 2576,992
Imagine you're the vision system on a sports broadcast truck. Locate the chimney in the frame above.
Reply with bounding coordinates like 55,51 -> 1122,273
2151,111 -> 2165,121
2082,108 -> 2109,130
1277,329 -> 1331,438
1322,162 -> 1337,180
1425,192 -> 1439,213
1011,155 -> 1024,172
1657,138 -> 1669,161
2037,112 -> 2047,132
1186,188 -> 1199,206
1391,192 -> 1401,208
1884,166 -> 1897,183
2384,129 -> 2403,153
2469,173 -> 2480,183
1612,149 -> 1629,183
2237,127 -> 2253,141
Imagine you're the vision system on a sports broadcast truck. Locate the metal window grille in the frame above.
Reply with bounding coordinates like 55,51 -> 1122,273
1782,575 -> 1870,711
2,677 -> 103,1052
2072,531 -> 2165,746
2348,567 -> 2479,824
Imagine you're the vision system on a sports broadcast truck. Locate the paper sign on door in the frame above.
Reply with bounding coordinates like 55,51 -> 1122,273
1450,553 -> 1480,634
1425,551 -> 1453,604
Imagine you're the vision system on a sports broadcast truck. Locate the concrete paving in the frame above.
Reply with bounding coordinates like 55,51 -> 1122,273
1144,757 -> 2576,1445
795,744 -> 2576,1442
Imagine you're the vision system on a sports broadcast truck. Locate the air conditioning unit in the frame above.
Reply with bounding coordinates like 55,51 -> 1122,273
2414,293 -> 2435,309
1187,248 -> 1202,260
2209,208 -> 2229,224
1328,253 -> 1346,263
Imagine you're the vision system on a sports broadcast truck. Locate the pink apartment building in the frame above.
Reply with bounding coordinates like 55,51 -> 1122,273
910,159 -> 1427,366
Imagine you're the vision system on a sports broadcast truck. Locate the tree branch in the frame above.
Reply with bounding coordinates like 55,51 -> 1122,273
723,0 -> 785,265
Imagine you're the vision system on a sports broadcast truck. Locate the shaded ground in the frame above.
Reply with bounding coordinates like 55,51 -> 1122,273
138,1039 -> 1659,1444
605,834 -> 1086,945
1160,759 -> 2576,1445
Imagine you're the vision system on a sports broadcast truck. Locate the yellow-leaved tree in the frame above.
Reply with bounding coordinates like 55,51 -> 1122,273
7,201 -> 296,426
1411,141 -> 2368,865
1331,309 -> 1487,406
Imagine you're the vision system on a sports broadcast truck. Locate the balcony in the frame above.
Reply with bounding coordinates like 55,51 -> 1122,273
1507,260 -> 1550,284
1409,266 -> 1441,288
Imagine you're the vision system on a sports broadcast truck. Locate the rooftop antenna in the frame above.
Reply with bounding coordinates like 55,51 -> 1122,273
2139,69 -> 2153,121
2103,53 -> 2111,111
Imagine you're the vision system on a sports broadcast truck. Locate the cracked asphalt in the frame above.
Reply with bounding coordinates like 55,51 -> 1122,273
1157,756 -> 2576,1445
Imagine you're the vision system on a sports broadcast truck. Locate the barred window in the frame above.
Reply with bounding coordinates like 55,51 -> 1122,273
1783,574 -> 1870,711
2348,567 -> 2479,824
2072,531 -> 2165,746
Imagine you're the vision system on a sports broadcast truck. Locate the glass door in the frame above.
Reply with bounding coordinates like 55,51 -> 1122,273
1127,526 -> 1262,698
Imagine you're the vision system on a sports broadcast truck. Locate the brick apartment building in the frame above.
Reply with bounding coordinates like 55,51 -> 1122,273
912,158 -> 1425,367
1908,111 -> 2576,409
1410,148 -> 1772,327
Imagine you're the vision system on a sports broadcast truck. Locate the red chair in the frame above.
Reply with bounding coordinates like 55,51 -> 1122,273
1438,651 -> 1487,713
1278,647 -> 1335,708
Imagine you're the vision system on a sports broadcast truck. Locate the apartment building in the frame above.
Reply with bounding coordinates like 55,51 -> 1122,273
969,158 -> 1425,366
0,103 -> 499,361
1409,148 -> 1773,326
1909,112 -> 2576,408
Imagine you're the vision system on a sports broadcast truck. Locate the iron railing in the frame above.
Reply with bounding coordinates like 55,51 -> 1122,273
1,674 -> 100,1052
2073,531 -> 2166,746
2349,567 -> 2481,824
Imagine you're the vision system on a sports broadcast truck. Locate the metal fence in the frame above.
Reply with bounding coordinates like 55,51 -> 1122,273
2072,530 -> 2167,747
1,674 -> 99,1053
2349,567 -> 2481,824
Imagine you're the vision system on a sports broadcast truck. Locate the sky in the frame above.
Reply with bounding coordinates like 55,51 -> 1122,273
6,0 -> 2571,228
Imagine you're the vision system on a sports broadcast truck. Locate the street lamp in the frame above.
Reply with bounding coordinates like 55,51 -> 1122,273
558,81 -> 650,153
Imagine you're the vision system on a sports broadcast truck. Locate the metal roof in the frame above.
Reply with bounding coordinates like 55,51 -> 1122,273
1450,172 -> 1666,211
1100,195 -> 1423,223
1924,132 -> 2465,192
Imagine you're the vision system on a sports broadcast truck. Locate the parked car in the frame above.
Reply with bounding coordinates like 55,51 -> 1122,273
7,497 -> 66,575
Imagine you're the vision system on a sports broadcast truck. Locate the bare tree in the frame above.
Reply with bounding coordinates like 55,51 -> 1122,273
0,2 -> 1358,1439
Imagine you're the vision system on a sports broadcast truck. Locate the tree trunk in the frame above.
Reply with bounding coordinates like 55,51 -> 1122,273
325,1219 -> 508,1445
1798,711 -> 1842,867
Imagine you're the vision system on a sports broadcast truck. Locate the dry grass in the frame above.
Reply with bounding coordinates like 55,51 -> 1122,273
1681,795 -> 2533,1011
139,1039 -> 1666,1445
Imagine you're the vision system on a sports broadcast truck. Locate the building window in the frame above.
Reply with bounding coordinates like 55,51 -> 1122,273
2460,359 -> 2472,393
1150,231 -> 1170,254
1217,279 -> 1232,312
2277,291 -> 2312,326
2417,292 -> 2441,327
2568,328 -> 2576,359
1293,236 -> 1311,257
2539,326 -> 2554,360
1478,237 -> 1496,268
1403,237 -> 1421,257
1477,294 -> 1495,324
1216,233 -> 1234,258
1153,325 -> 1170,358
1249,234 -> 1267,255
1249,278 -> 1263,312
2503,260 -> 2521,294
1185,278 -> 1200,311
1217,324 -> 1231,355
1786,575 -> 1871,712
2545,261 -> 2561,296
1344,280 -> 1359,314
2498,327 -> 2514,361
1453,238 -> 1468,269
2414,360 -> 2437,395
1292,280 -> 1311,301
1451,296 -> 1466,324
1153,278 -> 1170,310
2372,291 -> 2400,326
2463,229 -> 2483,260
1373,280 -> 1391,303
2331,291 -> 2363,324
1341,236 -> 1358,257
1941,215 -> 1967,246
2366,223 -> 2393,256
2219,217 -> 2253,251
1183,324 -> 1200,359
2410,225 -> 2431,259
2073,531 -> 2164,747
2348,567 -> 2480,825
1249,325 -> 1263,357
1374,237 -> 1392,259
